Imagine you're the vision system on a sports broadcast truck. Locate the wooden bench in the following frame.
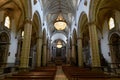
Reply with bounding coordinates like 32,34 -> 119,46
13,72 -> 55,76
5,76 -> 54,80
4,66 -> 57,80
62,66 -> 120,80
31,66 -> 57,72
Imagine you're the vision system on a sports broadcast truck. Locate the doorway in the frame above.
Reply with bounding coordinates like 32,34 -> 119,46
0,32 -> 9,67
110,33 -> 120,67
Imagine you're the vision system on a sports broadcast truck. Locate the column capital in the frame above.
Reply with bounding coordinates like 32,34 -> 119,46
24,17 -> 32,24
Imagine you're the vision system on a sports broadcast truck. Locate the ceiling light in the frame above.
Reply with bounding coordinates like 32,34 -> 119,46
56,40 -> 62,48
54,13 -> 67,30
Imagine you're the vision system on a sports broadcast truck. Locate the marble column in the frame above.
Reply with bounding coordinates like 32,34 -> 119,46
20,18 -> 32,70
77,37 -> 84,67
36,37 -> 42,67
88,22 -> 101,67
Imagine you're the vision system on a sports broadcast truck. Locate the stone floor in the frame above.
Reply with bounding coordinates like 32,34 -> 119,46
55,66 -> 68,80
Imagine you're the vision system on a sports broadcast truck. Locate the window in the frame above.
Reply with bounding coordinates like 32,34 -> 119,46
22,31 -> 24,39
4,16 -> 10,29
108,17 -> 115,30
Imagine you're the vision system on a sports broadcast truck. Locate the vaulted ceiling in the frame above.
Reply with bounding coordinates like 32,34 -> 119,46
41,0 -> 78,43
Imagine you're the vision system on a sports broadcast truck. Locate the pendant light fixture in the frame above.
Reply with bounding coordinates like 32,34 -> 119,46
54,10 -> 67,30
56,40 -> 62,48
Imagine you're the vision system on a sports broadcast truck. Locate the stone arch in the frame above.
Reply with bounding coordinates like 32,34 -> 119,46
78,12 -> 88,36
109,31 -> 120,41
51,33 -> 67,43
32,11 -> 42,37
89,0 -> 100,22
78,12 -> 91,67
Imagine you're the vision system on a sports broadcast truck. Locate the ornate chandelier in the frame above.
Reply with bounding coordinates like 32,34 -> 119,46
56,40 -> 62,48
54,13 -> 67,30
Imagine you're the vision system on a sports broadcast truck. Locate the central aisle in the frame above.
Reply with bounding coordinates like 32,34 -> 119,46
55,66 -> 68,80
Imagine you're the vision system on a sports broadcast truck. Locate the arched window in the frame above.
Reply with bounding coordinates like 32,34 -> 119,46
4,16 -> 10,29
108,17 -> 115,30
22,31 -> 24,39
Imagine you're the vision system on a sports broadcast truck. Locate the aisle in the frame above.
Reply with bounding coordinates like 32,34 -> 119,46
55,66 -> 68,80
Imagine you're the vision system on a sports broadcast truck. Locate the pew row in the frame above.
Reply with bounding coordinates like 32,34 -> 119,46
62,66 -> 120,80
4,66 -> 57,80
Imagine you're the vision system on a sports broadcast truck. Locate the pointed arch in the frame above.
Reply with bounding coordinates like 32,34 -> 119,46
78,12 -> 88,37
32,11 -> 42,38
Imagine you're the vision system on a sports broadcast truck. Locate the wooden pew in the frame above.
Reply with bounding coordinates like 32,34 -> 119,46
12,72 -> 55,76
30,66 -> 57,72
4,66 -> 57,80
62,66 -> 120,80
5,76 -> 53,80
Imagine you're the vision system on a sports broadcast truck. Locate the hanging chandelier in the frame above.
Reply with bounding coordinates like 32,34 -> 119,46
54,13 -> 67,30
56,40 -> 62,48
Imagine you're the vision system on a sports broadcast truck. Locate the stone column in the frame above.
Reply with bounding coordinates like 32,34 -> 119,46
66,47 -> 70,64
88,22 -> 101,67
66,42 -> 70,64
71,44 -> 76,63
50,45 -> 53,61
47,46 -> 51,62
42,44 -> 47,66
20,18 -> 32,70
36,37 -> 42,67
66,47 -> 68,63
77,37 -> 84,67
